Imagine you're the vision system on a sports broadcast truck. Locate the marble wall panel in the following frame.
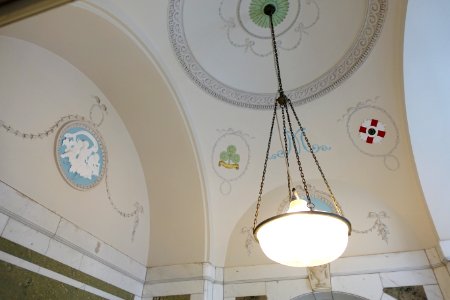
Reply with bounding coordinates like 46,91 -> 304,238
380,269 -> 436,287
2,219 -> 50,254
331,273 -> 383,300
0,182 -> 61,235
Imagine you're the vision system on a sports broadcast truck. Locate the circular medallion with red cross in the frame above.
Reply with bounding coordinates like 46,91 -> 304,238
359,119 -> 386,144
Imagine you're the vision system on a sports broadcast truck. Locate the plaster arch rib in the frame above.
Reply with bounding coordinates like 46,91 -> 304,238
0,2 -> 208,267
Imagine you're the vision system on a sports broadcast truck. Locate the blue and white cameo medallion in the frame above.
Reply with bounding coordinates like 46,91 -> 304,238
55,121 -> 107,190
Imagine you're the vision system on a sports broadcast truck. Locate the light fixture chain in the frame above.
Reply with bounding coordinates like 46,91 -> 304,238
275,110 -> 292,199
253,101 -> 279,233
269,10 -> 284,94
287,100 -> 344,216
284,103 -> 313,208
280,104 -> 293,199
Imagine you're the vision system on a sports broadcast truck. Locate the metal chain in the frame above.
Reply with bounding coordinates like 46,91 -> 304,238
253,101 -> 278,232
284,102 -> 314,208
287,99 -> 343,216
280,103 -> 292,200
255,7 -> 343,223
275,110 -> 292,199
269,11 -> 284,95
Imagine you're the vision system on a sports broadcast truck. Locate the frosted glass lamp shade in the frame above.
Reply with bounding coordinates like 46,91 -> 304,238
254,210 -> 351,267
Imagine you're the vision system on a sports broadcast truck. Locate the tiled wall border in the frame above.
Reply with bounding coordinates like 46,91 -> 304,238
0,239 -> 130,299
143,250 -> 448,300
0,180 -> 145,297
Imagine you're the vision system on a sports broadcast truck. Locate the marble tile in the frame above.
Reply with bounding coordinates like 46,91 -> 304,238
433,266 -> 450,299
213,283 -> 224,299
225,264 -> 307,283
55,219 -> 146,282
203,262 -> 216,281
332,251 -> 429,276
224,282 -> 266,298
423,284 -> 444,300
118,272 -> 144,296
0,182 -> 60,234
0,211 -> 8,234
2,218 -> 50,254
45,239 -> 83,269
81,256 -> 144,296
96,240 -> 146,281
55,219 -> 98,256
426,248 -> 442,267
0,250 -> 40,273
266,278 -> 311,300
143,280 -> 204,297
204,280 -> 213,299
215,266 -> 224,282
331,273 -> 383,300
79,255 -> 128,292
380,269 -> 436,287
38,266 -> 85,289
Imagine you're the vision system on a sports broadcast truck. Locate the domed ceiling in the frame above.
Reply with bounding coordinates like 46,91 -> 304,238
0,0 -> 440,268
169,0 -> 386,108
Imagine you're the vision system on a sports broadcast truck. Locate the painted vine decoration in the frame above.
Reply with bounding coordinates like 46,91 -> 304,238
0,96 -> 143,241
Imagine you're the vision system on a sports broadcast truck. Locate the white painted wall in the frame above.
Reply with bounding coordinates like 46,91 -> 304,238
404,0 -> 450,247
0,36 -> 150,265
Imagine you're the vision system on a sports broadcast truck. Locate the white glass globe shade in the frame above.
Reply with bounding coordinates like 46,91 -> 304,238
254,207 -> 351,267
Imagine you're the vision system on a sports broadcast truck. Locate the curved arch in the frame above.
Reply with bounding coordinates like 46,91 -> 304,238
404,0 -> 450,246
0,2 -> 209,266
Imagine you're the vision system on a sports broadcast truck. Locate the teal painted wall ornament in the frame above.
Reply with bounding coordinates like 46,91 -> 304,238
249,0 -> 289,28
55,121 -> 107,190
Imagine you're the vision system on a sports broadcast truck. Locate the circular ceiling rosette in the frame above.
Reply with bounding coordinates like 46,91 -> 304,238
168,0 -> 387,109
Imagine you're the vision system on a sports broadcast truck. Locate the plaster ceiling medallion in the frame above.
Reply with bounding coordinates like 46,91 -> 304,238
55,121 -> 107,190
168,0 -> 387,109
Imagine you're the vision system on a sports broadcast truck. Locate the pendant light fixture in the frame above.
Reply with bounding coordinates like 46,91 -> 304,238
252,4 -> 351,268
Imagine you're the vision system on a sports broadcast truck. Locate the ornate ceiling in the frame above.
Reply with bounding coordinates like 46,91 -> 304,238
0,0 -> 443,268
169,0 -> 386,108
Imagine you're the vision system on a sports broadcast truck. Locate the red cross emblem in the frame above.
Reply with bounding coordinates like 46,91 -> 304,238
359,119 -> 386,144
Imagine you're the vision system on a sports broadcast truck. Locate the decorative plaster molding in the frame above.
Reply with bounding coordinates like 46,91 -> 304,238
168,0 -> 387,109
0,96 -> 144,241
0,180 -> 146,285
339,97 -> 400,171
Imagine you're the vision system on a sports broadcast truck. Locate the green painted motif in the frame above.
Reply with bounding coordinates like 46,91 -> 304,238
220,145 -> 240,164
219,145 -> 240,170
0,260 -> 104,300
249,0 -> 289,28
0,237 -> 133,300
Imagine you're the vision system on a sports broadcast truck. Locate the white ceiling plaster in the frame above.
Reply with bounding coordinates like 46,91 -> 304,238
0,0 -> 442,268
169,0 -> 386,109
